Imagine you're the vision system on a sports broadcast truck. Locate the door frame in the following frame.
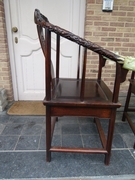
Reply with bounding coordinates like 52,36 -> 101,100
4,0 -> 19,100
4,0 -> 86,101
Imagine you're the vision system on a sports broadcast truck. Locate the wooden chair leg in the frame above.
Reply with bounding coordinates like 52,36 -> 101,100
104,111 -> 116,165
122,85 -> 132,122
46,107 -> 51,162
104,154 -> 111,166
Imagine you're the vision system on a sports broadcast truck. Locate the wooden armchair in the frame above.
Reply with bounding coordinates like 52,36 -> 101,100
34,9 -> 128,165
122,71 -> 135,149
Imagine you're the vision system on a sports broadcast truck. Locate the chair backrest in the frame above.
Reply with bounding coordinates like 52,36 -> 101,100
34,9 -> 128,103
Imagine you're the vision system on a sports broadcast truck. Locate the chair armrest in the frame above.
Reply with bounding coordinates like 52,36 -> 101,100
34,9 -> 123,64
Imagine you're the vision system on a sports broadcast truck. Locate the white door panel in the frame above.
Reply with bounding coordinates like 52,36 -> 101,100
5,0 -> 86,100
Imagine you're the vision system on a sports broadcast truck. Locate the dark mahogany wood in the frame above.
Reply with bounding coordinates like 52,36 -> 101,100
122,71 -> 135,149
77,46 -> 81,80
56,34 -> 60,78
34,9 -> 129,165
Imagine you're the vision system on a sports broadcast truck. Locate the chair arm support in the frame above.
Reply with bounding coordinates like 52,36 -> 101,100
112,63 -> 128,102
98,55 -> 128,103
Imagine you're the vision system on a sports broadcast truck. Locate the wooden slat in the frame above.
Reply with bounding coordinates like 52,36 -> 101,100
46,106 -> 51,162
80,47 -> 87,101
125,112 -> 135,134
51,117 -> 57,138
45,29 -> 51,100
77,45 -> 81,79
50,146 -> 107,154
56,34 -> 60,78
50,106 -> 112,118
127,108 -> 135,112
94,118 -> 107,149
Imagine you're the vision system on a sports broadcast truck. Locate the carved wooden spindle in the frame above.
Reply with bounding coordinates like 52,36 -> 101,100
80,47 -> 87,101
77,45 -> 81,80
56,34 -> 60,78
45,29 -> 51,100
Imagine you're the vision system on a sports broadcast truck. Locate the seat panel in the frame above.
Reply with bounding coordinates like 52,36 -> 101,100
44,78 -> 121,108
54,79 -> 107,100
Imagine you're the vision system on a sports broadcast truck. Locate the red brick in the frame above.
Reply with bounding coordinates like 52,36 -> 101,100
85,21 -> 93,25
87,0 -> 95,3
86,73 -> 97,78
85,32 -> 92,36
94,22 -> 109,26
108,42 -> 121,46
104,78 -> 115,81
101,16 -> 118,21
121,52 -> 134,56
90,59 -> 99,64
90,69 -> 98,73
116,38 -> 129,42
87,16 -> 101,20
110,22 -> 124,27
115,48 -> 128,52
96,0 -> 102,4
118,17 -> 133,22
115,1 -> 128,6
101,38 -> 114,42
117,27 -> 131,32
106,47 -> 114,51
127,12 -> 135,16
87,64 -> 98,68
113,6 -> 119,10
124,33 -> 135,37
102,27 -> 116,31
129,1 -> 135,6
123,43 -> 135,47
93,32 -> 108,36
112,12 -> 126,16
104,70 -> 116,73
87,10 -> 94,15
109,32 -> 123,37
88,55 -> 98,60
125,23 -> 135,27
119,6 -> 134,11
129,47 -> 135,51
102,73 -> 111,77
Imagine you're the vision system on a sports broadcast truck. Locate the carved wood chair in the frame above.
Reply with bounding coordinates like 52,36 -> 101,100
34,9 -> 128,165
122,71 -> 135,149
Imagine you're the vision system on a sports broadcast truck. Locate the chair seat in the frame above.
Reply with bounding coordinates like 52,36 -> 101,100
43,78 -> 121,108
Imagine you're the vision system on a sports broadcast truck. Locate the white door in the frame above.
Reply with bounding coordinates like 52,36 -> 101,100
4,0 -> 86,100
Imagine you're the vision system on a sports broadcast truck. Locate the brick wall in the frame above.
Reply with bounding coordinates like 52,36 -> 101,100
0,0 -> 134,102
0,0 -> 13,102
85,0 -> 135,92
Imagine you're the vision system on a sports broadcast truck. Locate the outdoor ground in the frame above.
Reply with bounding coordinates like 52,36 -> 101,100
0,95 -> 135,180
